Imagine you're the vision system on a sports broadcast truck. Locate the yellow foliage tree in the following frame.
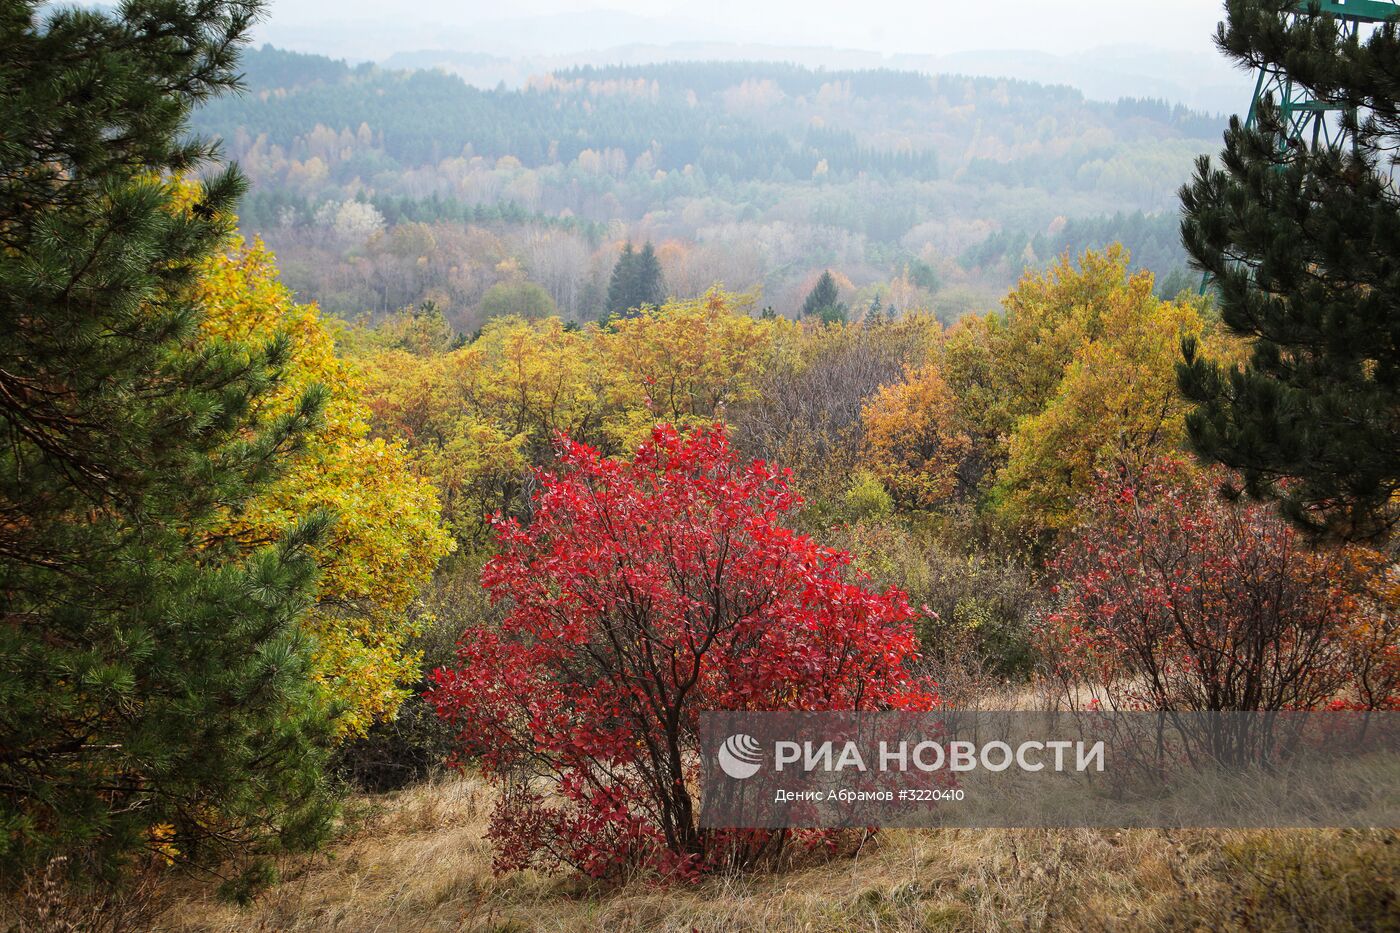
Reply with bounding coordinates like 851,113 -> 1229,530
861,363 -> 971,509
994,245 -> 1147,422
474,315 -> 605,445
991,251 -> 1221,533
197,239 -> 453,737
357,345 -> 530,544
599,291 -> 776,449
349,293 -> 780,547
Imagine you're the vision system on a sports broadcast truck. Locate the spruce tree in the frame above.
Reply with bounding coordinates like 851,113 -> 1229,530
635,240 -> 666,309
606,241 -> 638,317
802,270 -> 847,323
1179,0 -> 1400,540
0,0 -> 337,885
606,240 -> 666,317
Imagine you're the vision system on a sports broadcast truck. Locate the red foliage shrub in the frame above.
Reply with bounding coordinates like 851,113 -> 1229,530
1039,457 -> 1394,714
427,425 -> 933,878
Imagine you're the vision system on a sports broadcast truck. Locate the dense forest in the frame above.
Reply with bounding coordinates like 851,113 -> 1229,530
193,46 -> 1213,327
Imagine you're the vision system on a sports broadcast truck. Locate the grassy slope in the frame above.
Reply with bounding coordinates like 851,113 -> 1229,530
152,775 -> 1398,932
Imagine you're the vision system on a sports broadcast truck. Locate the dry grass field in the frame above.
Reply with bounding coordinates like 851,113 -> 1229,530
128,774 -> 1398,933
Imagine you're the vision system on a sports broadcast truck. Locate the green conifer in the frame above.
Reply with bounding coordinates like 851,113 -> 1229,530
634,241 -> 666,309
802,270 -> 847,323
0,0 -> 337,885
1178,0 -> 1400,540
606,240 -> 666,317
606,241 -> 638,317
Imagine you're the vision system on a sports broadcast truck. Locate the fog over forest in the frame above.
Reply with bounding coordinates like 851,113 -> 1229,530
253,0 -> 1250,112
204,43 -> 1230,330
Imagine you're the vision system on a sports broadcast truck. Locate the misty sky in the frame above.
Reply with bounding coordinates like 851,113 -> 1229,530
256,0 -> 1232,58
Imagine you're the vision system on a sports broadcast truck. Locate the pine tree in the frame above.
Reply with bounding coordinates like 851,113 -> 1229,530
1179,0 -> 1400,540
0,0 -> 338,885
802,270 -> 847,323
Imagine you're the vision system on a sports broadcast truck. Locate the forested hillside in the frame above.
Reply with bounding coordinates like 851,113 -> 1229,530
194,46 -> 1212,327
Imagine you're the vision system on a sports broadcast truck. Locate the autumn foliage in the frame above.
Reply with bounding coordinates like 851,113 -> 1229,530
1039,458 -> 1397,714
861,362 -> 970,509
198,237 -> 454,737
427,425 -> 932,878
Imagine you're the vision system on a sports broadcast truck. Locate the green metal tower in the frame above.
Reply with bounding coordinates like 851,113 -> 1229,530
1242,0 -> 1400,148
1200,1 -> 1399,293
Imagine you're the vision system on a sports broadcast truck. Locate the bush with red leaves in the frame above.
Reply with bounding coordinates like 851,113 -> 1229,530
1039,457 -> 1394,716
427,425 -> 933,878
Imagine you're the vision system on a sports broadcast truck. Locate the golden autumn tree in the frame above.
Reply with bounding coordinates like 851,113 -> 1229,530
935,313 -> 1007,496
356,344 -> 529,545
474,315 -> 606,448
932,248 -> 1153,506
356,315 -> 604,547
985,248 -> 1232,534
599,291 -> 777,449
349,294 -> 778,548
994,246 -> 1147,422
861,363 -> 971,510
197,238 -> 453,737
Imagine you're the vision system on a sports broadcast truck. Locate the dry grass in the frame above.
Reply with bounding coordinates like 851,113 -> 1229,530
145,774 -> 1399,933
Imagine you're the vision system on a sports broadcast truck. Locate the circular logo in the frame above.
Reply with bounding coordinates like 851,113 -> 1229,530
717,733 -> 763,779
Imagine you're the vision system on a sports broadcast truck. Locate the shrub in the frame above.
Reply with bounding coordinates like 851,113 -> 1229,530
427,425 -> 932,879
826,520 -> 1042,686
842,469 -> 894,522
1039,457 -> 1391,715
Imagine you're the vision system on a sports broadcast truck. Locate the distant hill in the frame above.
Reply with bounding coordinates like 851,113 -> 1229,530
206,45 -> 1217,186
196,45 -> 1213,322
252,9 -> 1252,114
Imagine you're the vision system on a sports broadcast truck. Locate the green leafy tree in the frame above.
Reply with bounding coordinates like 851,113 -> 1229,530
1179,0 -> 1400,540
480,279 -> 558,321
0,0 -> 337,884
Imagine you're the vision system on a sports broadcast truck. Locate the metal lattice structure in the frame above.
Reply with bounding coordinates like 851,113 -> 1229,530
1201,2 -> 1400,293
1245,0 -> 1400,149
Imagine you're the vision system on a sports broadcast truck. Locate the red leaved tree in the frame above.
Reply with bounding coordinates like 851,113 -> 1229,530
1039,457 -> 1393,716
427,425 -> 933,878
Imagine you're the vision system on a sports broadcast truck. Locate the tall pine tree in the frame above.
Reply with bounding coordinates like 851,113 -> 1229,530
0,0 -> 337,885
1179,0 -> 1400,540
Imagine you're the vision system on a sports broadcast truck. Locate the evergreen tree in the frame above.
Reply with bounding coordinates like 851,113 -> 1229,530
606,240 -> 666,317
802,270 -> 847,323
0,0 -> 337,884
606,241 -> 637,316
1178,0 -> 1400,540
635,240 -> 666,309
866,294 -> 886,321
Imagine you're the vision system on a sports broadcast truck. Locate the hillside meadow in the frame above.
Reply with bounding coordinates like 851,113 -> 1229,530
129,776 -> 1395,932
